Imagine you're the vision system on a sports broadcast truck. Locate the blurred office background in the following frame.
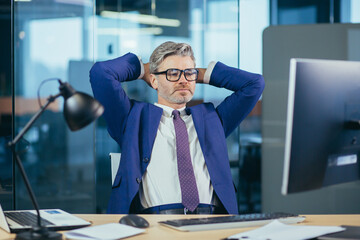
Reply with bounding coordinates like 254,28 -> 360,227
0,0 -> 359,214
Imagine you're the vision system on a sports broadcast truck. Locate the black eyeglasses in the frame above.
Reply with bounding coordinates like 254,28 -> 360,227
153,68 -> 199,82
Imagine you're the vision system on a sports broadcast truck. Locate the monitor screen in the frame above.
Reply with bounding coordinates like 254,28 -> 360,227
282,58 -> 360,195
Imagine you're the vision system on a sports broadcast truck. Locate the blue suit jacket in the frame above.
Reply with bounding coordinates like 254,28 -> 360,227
90,53 -> 264,214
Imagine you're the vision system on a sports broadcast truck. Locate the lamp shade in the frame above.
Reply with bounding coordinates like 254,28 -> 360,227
63,92 -> 104,131
59,81 -> 104,131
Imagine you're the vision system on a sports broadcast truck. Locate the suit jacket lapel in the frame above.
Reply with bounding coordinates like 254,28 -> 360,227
187,106 -> 206,156
144,104 -> 163,159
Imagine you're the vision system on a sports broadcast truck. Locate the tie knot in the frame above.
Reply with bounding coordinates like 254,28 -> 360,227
172,110 -> 180,119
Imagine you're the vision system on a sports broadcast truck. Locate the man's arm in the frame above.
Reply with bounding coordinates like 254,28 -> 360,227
207,62 -> 265,137
89,53 -> 143,145
196,68 -> 206,84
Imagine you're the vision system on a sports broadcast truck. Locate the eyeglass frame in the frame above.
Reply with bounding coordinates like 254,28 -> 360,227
152,68 -> 199,82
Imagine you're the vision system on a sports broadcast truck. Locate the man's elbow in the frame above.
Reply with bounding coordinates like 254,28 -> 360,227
259,74 -> 265,91
254,74 -> 265,94
90,62 -> 104,80
89,62 -> 110,89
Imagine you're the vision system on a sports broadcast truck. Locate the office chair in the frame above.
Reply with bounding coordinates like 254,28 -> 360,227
109,153 -> 121,185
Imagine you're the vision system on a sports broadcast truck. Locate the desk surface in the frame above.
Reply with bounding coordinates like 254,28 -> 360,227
1,214 -> 360,239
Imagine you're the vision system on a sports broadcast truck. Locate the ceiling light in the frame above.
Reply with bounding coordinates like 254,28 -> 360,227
100,11 -> 181,28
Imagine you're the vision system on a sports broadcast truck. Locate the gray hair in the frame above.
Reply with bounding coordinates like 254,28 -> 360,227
149,41 -> 195,73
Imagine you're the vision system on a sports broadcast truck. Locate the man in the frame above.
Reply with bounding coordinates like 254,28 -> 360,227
90,41 -> 264,214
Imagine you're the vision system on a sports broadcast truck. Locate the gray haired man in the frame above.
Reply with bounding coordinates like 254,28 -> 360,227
90,41 -> 264,214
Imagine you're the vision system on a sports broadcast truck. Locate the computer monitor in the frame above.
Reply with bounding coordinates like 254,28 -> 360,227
282,58 -> 360,195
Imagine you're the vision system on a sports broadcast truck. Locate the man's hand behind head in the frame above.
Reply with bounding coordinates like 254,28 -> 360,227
196,68 -> 206,84
142,63 -> 154,88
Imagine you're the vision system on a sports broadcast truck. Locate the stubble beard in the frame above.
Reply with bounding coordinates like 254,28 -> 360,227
159,88 -> 193,105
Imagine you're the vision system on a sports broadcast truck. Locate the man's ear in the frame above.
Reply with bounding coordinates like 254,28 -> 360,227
150,74 -> 158,90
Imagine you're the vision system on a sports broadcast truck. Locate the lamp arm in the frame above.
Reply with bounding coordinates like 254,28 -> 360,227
7,92 -> 62,228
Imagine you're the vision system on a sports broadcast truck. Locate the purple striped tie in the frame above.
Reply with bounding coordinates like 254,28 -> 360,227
172,110 -> 199,212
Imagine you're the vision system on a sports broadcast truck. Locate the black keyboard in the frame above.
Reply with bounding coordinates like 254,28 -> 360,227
159,212 -> 305,231
4,211 -> 55,227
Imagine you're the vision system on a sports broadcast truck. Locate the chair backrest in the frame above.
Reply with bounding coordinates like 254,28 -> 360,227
109,153 -> 121,185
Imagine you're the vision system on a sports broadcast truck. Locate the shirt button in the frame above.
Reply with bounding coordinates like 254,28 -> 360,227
143,157 -> 149,163
136,178 -> 141,184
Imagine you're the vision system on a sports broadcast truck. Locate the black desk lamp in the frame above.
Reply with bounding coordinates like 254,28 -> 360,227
7,79 -> 104,240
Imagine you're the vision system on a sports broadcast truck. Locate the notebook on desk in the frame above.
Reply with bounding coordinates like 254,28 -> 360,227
0,204 -> 91,233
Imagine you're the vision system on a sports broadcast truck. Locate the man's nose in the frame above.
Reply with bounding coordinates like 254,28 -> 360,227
178,72 -> 187,83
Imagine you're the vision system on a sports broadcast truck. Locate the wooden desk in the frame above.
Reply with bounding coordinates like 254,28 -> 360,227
1,214 -> 360,239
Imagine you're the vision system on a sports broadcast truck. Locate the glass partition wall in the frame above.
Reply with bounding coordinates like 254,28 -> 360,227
12,0 -> 96,213
3,0 -> 268,214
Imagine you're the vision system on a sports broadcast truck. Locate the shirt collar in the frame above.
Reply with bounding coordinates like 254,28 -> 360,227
154,103 -> 187,118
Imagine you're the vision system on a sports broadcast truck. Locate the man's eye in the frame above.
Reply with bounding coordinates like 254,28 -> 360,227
168,70 -> 179,76
185,70 -> 196,76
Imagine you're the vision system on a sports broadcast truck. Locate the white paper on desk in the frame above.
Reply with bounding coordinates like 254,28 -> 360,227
227,220 -> 345,240
64,223 -> 145,240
